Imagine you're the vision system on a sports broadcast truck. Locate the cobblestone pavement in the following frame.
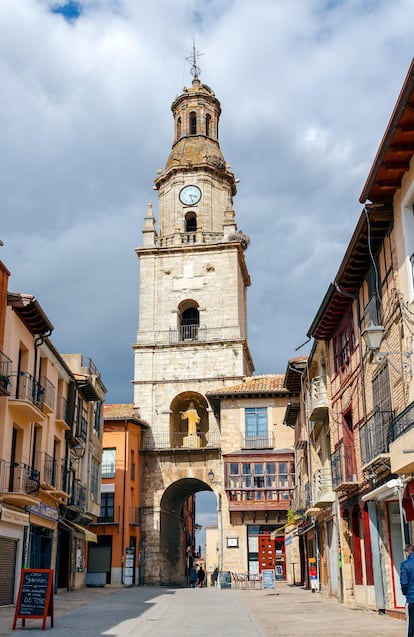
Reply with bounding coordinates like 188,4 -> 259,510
0,583 -> 407,637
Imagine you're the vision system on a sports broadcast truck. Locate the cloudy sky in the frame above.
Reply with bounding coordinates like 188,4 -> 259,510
2,0 -> 413,405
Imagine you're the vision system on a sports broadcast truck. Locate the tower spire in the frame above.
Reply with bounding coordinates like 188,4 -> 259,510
186,39 -> 203,80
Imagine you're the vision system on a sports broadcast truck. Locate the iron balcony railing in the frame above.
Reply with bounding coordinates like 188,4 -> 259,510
9,371 -> 45,410
169,325 -> 207,343
137,325 -> 243,347
359,409 -> 394,466
392,400 -> 414,440
40,376 -> 56,411
69,480 -> 86,510
36,452 -> 65,491
129,506 -> 142,526
56,395 -> 70,424
312,467 -> 334,504
0,460 -> 40,496
94,505 -> 120,525
0,351 -> 12,393
331,445 -> 357,489
241,433 -> 274,449
142,429 -> 221,450
292,484 -> 310,511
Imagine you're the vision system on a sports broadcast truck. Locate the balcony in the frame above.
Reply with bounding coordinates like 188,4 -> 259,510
292,483 -> 310,512
129,506 -> 142,526
311,468 -> 335,508
390,401 -> 414,473
241,433 -> 274,449
40,376 -> 56,414
8,372 -> 46,422
331,445 -> 358,491
227,488 -> 293,512
91,506 -> 121,526
0,351 -> 12,396
55,396 -> 71,430
359,409 -> 394,471
142,429 -> 221,450
0,460 -> 40,507
67,480 -> 86,511
307,376 -> 329,421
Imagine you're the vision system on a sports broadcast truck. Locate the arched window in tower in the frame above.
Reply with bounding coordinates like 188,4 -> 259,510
177,116 -> 182,140
205,113 -> 211,137
189,111 -> 197,135
179,303 -> 200,341
185,212 -> 197,233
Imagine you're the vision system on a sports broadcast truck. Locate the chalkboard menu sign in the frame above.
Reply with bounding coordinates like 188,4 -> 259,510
262,568 -> 276,590
13,569 -> 54,630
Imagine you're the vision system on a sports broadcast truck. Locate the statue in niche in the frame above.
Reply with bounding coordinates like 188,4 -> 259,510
180,402 -> 200,436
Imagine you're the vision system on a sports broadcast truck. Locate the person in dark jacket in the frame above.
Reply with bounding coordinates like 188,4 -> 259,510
400,544 -> 414,637
197,566 -> 205,588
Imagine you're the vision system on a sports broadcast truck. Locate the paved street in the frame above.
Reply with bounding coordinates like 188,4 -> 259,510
0,583 -> 406,637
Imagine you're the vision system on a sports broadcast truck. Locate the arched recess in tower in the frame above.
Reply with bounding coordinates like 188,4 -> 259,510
170,391 -> 209,446
159,477 -> 213,585
177,299 -> 201,341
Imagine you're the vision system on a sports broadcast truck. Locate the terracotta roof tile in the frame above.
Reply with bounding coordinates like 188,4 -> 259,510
208,375 -> 288,396
104,403 -> 141,420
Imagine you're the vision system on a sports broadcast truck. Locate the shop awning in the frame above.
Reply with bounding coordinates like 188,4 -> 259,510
60,519 -> 98,543
361,478 -> 402,502
403,481 -> 414,522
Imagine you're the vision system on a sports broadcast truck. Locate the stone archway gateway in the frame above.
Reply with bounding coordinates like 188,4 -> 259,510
140,466 -> 222,586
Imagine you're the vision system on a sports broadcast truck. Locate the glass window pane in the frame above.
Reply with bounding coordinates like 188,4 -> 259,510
230,463 -> 239,475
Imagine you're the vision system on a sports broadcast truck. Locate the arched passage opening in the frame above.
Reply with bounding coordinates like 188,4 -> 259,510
159,477 -> 214,585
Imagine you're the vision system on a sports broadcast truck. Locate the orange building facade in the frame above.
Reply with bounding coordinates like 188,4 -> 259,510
88,405 -> 146,586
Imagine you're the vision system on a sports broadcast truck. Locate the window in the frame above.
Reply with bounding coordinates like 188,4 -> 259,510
411,253 -> 414,289
333,313 -> 355,374
100,492 -> 114,522
205,114 -> 211,137
177,116 -> 181,139
185,212 -> 197,232
180,307 -> 199,340
102,448 -> 116,478
226,461 -> 293,491
93,401 -> 102,437
245,407 -> 268,437
189,111 -> 197,135
91,458 -> 100,502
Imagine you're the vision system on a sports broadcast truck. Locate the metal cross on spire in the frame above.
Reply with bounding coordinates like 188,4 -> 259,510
186,39 -> 204,80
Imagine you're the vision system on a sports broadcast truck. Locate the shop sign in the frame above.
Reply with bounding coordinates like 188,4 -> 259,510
0,505 -> 29,526
28,503 -> 59,521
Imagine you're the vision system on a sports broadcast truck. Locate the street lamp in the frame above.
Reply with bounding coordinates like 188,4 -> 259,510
72,444 -> 85,462
362,322 -> 412,376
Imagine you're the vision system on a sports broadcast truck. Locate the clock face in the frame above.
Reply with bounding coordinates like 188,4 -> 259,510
179,185 -> 202,205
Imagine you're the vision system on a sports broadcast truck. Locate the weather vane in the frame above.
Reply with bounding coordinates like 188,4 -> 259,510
186,39 -> 204,80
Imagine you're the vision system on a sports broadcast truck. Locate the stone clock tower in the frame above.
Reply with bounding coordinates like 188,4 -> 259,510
133,59 -> 254,584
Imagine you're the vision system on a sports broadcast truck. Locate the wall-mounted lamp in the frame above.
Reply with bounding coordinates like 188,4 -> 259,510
72,444 -> 85,461
362,322 -> 412,376
207,469 -> 222,485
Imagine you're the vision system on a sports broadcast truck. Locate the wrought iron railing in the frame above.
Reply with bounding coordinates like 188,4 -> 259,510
359,409 -> 394,466
0,460 -> 40,496
94,505 -> 120,524
142,429 -> 221,450
40,376 -> 56,411
69,480 -> 86,509
36,452 -> 65,491
9,372 -> 45,410
129,507 -> 141,526
312,467 -> 333,503
241,433 -> 274,449
392,400 -> 414,440
0,351 -> 12,393
56,395 -> 70,423
169,325 -> 207,343
331,445 -> 357,489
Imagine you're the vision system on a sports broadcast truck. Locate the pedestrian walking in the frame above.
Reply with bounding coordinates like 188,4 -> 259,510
189,566 -> 197,588
400,544 -> 414,637
197,566 -> 205,588
213,567 -> 219,587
